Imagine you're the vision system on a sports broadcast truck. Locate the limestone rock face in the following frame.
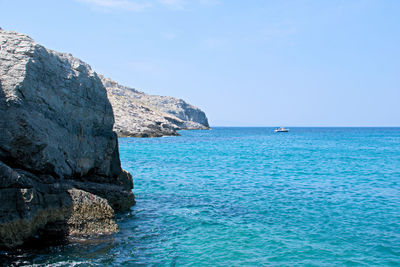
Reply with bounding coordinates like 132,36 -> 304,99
101,76 -> 209,137
0,29 -> 134,248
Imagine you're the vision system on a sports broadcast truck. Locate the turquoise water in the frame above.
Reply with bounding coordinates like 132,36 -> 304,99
4,127 -> 400,266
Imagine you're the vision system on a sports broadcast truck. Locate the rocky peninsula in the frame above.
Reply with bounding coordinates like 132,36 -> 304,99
101,76 -> 209,137
0,29 -> 135,248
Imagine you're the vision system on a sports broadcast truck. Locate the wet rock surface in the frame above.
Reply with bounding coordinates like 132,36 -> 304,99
66,188 -> 118,236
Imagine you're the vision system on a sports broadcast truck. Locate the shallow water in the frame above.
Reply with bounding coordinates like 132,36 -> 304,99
4,127 -> 400,266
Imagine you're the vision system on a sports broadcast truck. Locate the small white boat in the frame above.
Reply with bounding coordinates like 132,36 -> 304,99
274,127 -> 289,133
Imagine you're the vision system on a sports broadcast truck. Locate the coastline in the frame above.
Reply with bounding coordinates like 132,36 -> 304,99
118,127 -> 212,138
0,28 -> 210,249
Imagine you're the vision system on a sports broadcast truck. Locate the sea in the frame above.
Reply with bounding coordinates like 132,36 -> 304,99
3,127 -> 400,266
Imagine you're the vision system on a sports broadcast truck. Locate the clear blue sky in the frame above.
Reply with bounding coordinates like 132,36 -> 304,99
1,0 -> 399,126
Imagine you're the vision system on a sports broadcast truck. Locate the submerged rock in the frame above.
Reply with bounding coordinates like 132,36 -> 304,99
0,29 -> 134,248
101,76 -> 210,137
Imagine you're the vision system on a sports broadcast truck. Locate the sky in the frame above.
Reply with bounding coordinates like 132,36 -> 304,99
1,0 -> 399,126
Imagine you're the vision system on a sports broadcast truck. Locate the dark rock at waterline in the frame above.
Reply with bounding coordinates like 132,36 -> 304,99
0,29 -> 134,248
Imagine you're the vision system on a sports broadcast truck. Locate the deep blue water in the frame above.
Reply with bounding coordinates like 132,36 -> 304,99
5,127 -> 400,266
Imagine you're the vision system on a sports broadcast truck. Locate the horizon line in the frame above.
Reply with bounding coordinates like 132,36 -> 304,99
209,125 -> 400,128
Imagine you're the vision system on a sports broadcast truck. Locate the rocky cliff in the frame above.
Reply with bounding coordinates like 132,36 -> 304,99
101,76 -> 209,137
0,29 -> 135,248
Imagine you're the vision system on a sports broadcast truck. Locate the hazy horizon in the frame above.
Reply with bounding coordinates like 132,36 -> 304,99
1,0 -> 399,127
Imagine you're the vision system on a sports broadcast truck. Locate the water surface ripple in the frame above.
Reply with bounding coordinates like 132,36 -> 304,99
5,127 -> 400,266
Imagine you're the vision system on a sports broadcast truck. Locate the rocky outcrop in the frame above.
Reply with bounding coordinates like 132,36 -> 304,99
101,76 -> 209,137
0,29 -> 134,248
67,189 -> 118,236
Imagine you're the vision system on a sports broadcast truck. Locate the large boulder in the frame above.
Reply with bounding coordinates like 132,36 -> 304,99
0,29 -> 134,248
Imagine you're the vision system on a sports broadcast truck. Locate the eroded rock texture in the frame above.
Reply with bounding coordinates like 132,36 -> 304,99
0,29 -> 134,248
101,76 -> 210,137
